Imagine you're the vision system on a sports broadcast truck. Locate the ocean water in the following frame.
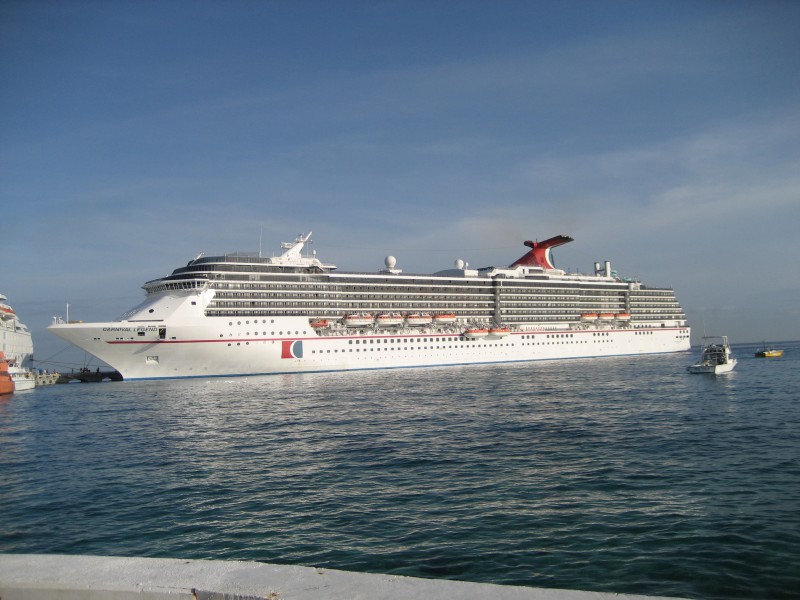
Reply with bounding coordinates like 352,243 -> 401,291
1,343 -> 799,599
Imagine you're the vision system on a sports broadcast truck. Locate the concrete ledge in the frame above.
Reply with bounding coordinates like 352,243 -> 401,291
0,554 -> 681,600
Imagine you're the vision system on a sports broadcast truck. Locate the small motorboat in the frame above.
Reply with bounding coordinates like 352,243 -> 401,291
755,345 -> 783,358
8,364 -> 35,391
687,336 -> 737,374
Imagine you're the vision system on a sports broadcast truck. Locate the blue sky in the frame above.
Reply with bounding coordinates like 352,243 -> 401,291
2,1 -> 799,367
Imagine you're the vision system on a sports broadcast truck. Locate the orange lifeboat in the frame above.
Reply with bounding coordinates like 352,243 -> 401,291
376,313 -> 404,327
405,313 -> 432,327
615,313 -> 631,320
464,328 -> 489,339
0,352 -> 15,396
581,313 -> 598,321
433,313 -> 457,324
343,313 -> 374,328
599,313 -> 615,320
310,319 -> 330,328
488,327 -> 511,338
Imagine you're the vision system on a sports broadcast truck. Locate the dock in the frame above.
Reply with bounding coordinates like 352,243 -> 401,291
56,369 -> 123,383
34,372 -> 60,386
0,554 -> 682,600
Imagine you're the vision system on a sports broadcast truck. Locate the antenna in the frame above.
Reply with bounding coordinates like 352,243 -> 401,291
259,225 -> 263,257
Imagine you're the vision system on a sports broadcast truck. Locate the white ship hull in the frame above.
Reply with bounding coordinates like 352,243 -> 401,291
50,307 -> 690,381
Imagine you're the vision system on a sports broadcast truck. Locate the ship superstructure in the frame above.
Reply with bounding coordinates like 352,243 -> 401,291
49,232 -> 690,380
1,294 -> 34,368
1,293 -> 36,390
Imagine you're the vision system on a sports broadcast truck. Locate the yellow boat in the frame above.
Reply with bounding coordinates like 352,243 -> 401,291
755,346 -> 784,358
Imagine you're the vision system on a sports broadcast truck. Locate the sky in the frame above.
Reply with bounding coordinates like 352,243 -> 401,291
2,0 -> 799,368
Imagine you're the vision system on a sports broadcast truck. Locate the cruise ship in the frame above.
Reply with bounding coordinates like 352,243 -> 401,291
49,232 -> 691,380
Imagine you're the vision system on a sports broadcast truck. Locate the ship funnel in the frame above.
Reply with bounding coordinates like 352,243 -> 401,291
605,261 -> 611,277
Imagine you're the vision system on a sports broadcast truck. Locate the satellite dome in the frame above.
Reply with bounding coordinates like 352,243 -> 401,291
455,259 -> 465,269
385,256 -> 397,269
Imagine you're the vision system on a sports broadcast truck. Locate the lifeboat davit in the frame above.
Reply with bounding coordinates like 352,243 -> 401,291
406,313 -> 432,327
343,313 -> 373,327
376,313 -> 404,327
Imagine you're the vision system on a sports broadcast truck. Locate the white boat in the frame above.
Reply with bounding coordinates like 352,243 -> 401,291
687,336 -> 737,374
48,231 -> 691,380
0,293 -> 36,388
8,364 -> 35,391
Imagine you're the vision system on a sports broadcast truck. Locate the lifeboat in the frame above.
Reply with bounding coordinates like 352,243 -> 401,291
343,313 -> 373,327
405,313 -> 432,327
488,327 -> 511,338
376,313 -> 404,327
599,313 -> 615,320
0,351 -> 14,396
581,313 -> 598,321
464,328 -> 489,339
615,313 -> 631,320
433,313 -> 457,324
310,319 -> 330,328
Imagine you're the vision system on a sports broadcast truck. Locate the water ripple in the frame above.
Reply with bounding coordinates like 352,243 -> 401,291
2,346 -> 800,599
